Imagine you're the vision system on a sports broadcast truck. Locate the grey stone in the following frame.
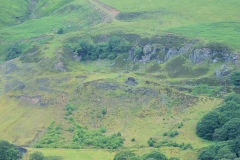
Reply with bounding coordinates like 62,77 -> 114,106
189,48 -> 212,64
125,77 -> 138,86
143,44 -> 153,55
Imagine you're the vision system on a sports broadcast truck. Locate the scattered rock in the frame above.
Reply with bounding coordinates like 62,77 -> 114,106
125,77 -> 138,85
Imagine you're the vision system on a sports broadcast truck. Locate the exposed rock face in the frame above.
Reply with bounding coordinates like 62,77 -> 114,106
164,48 -> 179,61
189,47 -> 234,64
129,40 -> 239,66
143,44 -> 153,55
215,65 -> 232,77
189,48 -> 212,64
130,43 -> 195,64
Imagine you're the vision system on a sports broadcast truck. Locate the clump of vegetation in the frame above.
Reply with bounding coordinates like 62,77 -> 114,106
177,122 -> 184,129
169,130 -> 179,137
72,126 -> 125,149
197,94 -> 240,141
0,140 -> 21,160
113,150 -> 137,160
147,138 -> 192,150
57,28 -> 64,34
29,152 -> 44,160
231,71 -> 240,86
199,138 -> 240,160
65,104 -> 76,116
35,122 -> 65,148
5,43 -> 22,60
113,150 -> 169,160
72,36 -> 130,61
197,94 -> 240,159
147,137 -> 157,147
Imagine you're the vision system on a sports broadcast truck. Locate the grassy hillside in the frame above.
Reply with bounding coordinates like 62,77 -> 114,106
0,0 -> 239,160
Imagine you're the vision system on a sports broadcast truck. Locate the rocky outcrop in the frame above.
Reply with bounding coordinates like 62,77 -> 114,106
189,48 -> 233,64
189,48 -> 211,64
215,65 -> 232,77
130,43 -> 194,64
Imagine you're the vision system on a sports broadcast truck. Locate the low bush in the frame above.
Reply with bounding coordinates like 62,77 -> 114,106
5,43 -> 22,60
169,130 -> 179,138
0,140 -> 21,160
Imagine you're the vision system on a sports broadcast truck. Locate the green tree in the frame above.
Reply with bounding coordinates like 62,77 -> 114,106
30,152 -> 44,160
76,40 -> 96,60
231,71 -> 240,86
142,151 -> 168,160
0,140 -> 21,160
108,36 -> 130,53
196,111 -> 221,140
213,118 -> 240,141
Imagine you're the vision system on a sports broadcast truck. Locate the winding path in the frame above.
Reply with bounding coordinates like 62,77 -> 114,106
90,0 -> 120,22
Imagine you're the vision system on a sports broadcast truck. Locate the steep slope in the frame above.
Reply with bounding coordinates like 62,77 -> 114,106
0,0 -> 240,160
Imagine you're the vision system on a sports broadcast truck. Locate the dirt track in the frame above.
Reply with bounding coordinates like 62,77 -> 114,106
91,0 -> 120,21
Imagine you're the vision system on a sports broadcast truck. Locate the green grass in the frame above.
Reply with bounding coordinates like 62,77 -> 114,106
0,0 -> 239,160
24,148 -> 115,160
0,0 -> 29,27
169,22 -> 240,49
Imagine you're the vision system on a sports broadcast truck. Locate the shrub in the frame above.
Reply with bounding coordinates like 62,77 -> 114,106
230,71 -> 240,86
147,137 -> 156,147
142,151 -> 168,160
196,111 -> 221,140
131,138 -> 135,142
108,36 -> 130,53
0,140 -> 21,160
76,40 -> 96,60
213,118 -> 240,141
29,152 -> 44,160
177,122 -> 183,129
198,140 -> 240,160
72,128 -> 125,149
5,43 -> 22,60
57,28 -> 64,34
114,150 -> 137,160
169,130 -> 179,137
133,47 -> 143,60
